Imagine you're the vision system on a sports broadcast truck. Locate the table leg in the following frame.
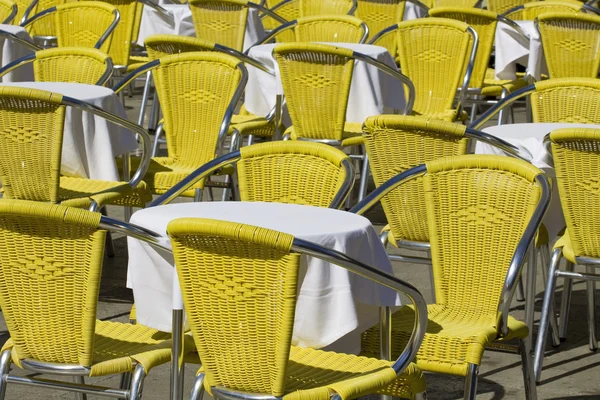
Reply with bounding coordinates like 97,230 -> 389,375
274,94 -> 283,141
171,309 -> 185,400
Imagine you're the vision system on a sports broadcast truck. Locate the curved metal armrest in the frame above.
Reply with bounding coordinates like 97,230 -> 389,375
0,30 -> 40,52
215,43 -> 275,75
60,95 -> 153,190
498,15 -> 530,42
0,53 -> 35,79
368,23 -> 398,46
292,238 -> 427,374
348,0 -> 358,15
352,51 -> 415,115
20,0 -> 40,26
260,0 -> 291,19
112,59 -> 160,93
496,173 -> 551,336
100,215 -> 172,252
583,3 -> 600,14
95,9 -> 121,50
244,19 -> 296,52
249,1 -> 288,25
138,0 -> 175,23
457,26 -> 479,113
2,4 -> 17,24
21,3 -> 55,30
96,57 -> 115,86
469,84 -> 535,129
465,127 -> 533,161
500,4 -> 524,18
359,22 -> 369,44
331,158 -> 355,209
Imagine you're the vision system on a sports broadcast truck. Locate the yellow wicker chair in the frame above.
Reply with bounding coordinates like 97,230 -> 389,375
502,0 -> 583,19
18,0 -> 65,44
370,18 -> 477,121
0,47 -> 113,86
431,0 -> 480,7
534,128 -> 600,382
487,0 -> 527,14
355,154 -> 550,399
0,199 -> 194,399
355,0 -> 405,56
114,52 -> 247,202
262,0 -> 298,41
538,12 -> 600,78
167,217 -> 428,400
0,86 -> 152,211
13,0 -> 29,24
273,42 -> 414,201
258,14 -> 369,43
0,0 -> 17,24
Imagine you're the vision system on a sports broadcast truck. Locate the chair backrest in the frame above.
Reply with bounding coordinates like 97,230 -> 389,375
26,0 -> 67,37
189,0 -> 249,51
394,18 -> 473,119
432,0 -> 479,7
145,34 -> 216,60
0,87 -> 65,203
0,200 -> 104,367
428,7 -> 497,89
94,0 -> 138,66
487,0 -> 528,15
32,47 -> 112,85
54,1 -> 117,53
262,0 -> 297,39
168,218 -> 299,396
293,14 -> 367,43
153,52 -> 245,169
300,0 -> 356,16
0,0 -> 16,24
237,141 -> 352,206
131,1 -> 143,44
273,43 -> 354,141
550,128 -> 600,259
356,0 -> 405,48
538,12 -> 600,78
531,78 -> 600,123
424,155 -> 544,319
503,0 -> 582,19
14,0 -> 30,24
363,115 -> 469,244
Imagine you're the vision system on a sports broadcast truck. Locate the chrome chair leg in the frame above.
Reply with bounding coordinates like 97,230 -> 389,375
358,150 -> 369,202
586,265 -> 598,351
0,350 -> 10,400
190,373 -> 205,400
194,188 -> 203,202
151,125 -> 164,157
464,363 -> 479,400
414,392 -> 427,400
138,72 -> 152,127
120,372 -> 132,390
129,364 -> 146,400
72,377 -> 86,400
559,261 -> 574,340
516,276 -> 526,302
519,337 -> 537,400
525,248 -> 537,333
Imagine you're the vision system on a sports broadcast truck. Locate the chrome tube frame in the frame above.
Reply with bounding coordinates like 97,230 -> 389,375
214,43 -> 275,75
469,84 -> 536,129
329,158 -> 355,209
497,15 -> 530,41
348,0 -> 358,15
464,127 -> 532,161
20,0 -> 42,26
245,19 -> 296,51
4,376 -> 129,398
95,9 -> 121,50
359,22 -> 369,43
217,62 -> 248,153
0,53 -> 35,79
406,0 -> 430,13
249,1 -> 288,25
501,4 -> 524,17
139,0 -> 175,23
583,3 -> 600,14
20,4 -> 55,29
368,23 -> 398,46
457,26 -> 479,116
97,57 -> 115,86
0,30 -> 40,52
112,59 -> 160,93
2,4 -> 17,24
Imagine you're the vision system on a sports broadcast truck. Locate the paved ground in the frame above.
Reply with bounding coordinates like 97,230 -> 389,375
0,92 -> 598,399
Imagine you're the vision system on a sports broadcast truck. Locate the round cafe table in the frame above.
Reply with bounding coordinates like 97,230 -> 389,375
127,201 -> 400,352
0,82 -> 138,181
0,24 -> 34,82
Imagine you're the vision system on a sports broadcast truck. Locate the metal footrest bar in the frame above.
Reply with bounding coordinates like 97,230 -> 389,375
487,342 -> 519,354
558,270 -> 600,281
5,375 -> 129,398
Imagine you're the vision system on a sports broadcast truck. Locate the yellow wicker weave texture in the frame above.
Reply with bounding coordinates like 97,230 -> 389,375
356,0 -> 404,48
550,128 -> 600,259
27,0 -> 66,37
236,141 -> 349,206
145,34 -> 216,60
94,0 -> 137,66
263,0 -> 298,41
0,0 -> 15,23
131,1 -> 143,43
274,43 -> 354,141
14,0 -> 29,25
504,0 -> 581,20
363,115 -> 468,244
189,0 -> 249,51
54,2 -> 116,52
294,15 -> 366,43
432,0 -> 479,7
0,87 -> 64,203
33,47 -> 110,85
428,8 -> 498,89
300,0 -> 354,16
394,18 -> 471,119
538,12 -> 600,78
531,78 -> 600,123
0,200 -> 104,367
487,0 -> 526,15
168,218 -> 298,396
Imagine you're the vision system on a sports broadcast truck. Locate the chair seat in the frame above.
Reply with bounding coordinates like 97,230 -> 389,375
381,225 -> 428,249
481,69 -> 530,96
229,107 -> 277,138
286,122 -> 364,146
361,305 -> 528,377
411,109 -> 464,122
554,229 -> 576,263
3,320 -> 195,377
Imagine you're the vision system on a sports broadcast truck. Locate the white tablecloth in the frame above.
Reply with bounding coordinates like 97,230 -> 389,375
403,2 -> 426,20
495,20 -> 547,81
476,123 -> 600,238
127,201 -> 400,352
0,82 -> 138,181
0,24 -> 34,83
246,43 -> 406,125
137,5 -> 265,51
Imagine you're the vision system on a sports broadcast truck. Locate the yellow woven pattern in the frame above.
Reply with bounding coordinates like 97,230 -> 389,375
33,47 -> 110,85
274,43 -> 354,141
131,1 -> 143,43
145,34 -> 216,60
300,0 -> 354,16
237,141 -> 350,206
362,155 -> 543,376
428,8 -> 497,89
263,0 -> 298,41
363,115 -> 468,244
27,0 -> 66,37
14,0 -> 29,26
94,0 -> 137,66
54,1 -> 116,52
189,0 -> 249,51
294,15 -> 366,43
550,128 -> 600,259
394,18 -> 471,120
432,0 -> 479,7
531,78 -> 600,123
0,0 -> 15,23
504,0 -> 582,20
58,176 -> 151,209
538,12 -> 600,78
487,0 -> 526,14
230,105 -> 276,138
356,0 -> 404,49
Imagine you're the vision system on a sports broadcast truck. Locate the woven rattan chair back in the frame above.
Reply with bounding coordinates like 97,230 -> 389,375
189,0 -> 249,51
487,0 -> 527,15
531,78 -> 600,123
300,0 -> 355,16
356,0 -> 404,49
0,0 -> 16,24
32,47 -> 112,84
168,218 -> 299,396
394,18 -> 472,119
96,0 -> 138,66
0,87 -> 66,203
14,0 -> 29,24
262,0 -> 297,41
53,2 -> 117,53
237,141 -> 351,206
145,34 -> 216,60
503,0 -> 582,19
0,200 -> 104,366
550,128 -> 600,259
153,52 -> 244,169
273,43 -> 354,141
293,15 -> 366,42
424,155 -> 543,317
363,115 -> 469,244
428,7 -> 497,89
538,12 -> 600,78
432,0 -> 479,7
131,1 -> 143,44
25,0 -> 66,37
